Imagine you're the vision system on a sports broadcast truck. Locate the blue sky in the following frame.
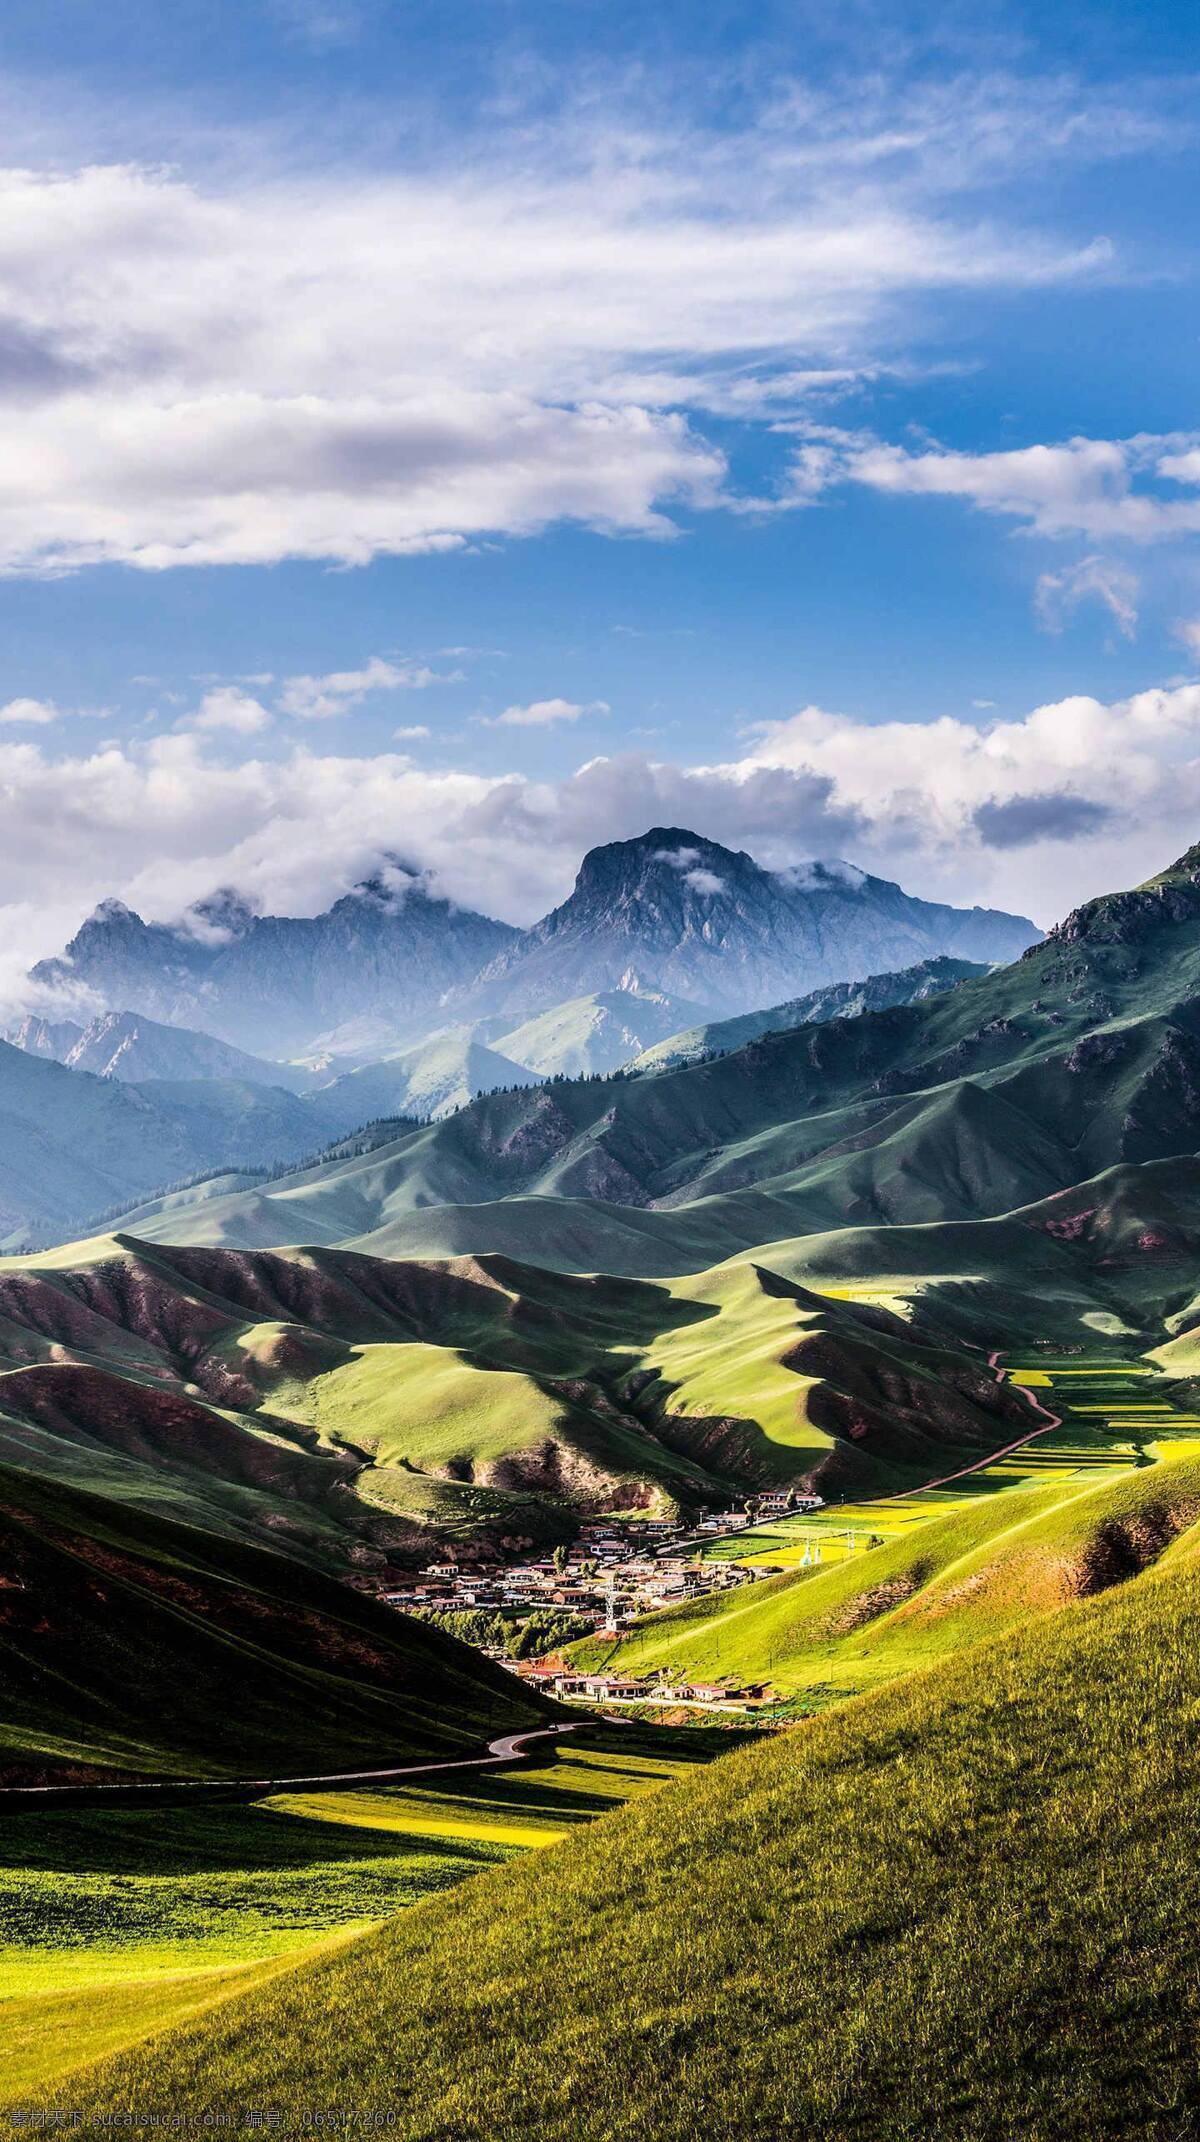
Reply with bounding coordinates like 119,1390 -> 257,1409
0,0 -> 1198,984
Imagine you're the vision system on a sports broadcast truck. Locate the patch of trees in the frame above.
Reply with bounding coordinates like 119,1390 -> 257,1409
412,1606 -> 595,1659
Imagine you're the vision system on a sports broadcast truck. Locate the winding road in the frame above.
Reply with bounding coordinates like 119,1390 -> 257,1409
880,1353 -> 1064,1502
0,1722 -> 580,1812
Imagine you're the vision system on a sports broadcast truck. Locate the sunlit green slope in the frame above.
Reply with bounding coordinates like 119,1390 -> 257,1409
73,1511 -> 1200,2139
569,1448 -> 1200,1698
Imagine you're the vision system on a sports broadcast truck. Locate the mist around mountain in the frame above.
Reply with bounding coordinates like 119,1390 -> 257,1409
310,1027 -> 545,1122
31,869 -> 518,1056
27,828 -> 1038,1066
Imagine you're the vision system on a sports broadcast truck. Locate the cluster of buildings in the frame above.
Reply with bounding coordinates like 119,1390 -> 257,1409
380,1493 -> 823,1635
510,1663 -> 770,1709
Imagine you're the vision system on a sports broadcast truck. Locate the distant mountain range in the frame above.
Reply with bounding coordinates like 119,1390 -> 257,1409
111,836 -> 1200,1275
0,826 -> 1038,1246
31,873 -> 516,1057
10,1009 -> 320,1092
28,827 -> 1039,1063
0,957 -> 996,1244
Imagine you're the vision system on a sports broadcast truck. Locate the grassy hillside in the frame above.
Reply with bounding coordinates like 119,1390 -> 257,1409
10,1149 -> 1200,1569
11,1151 -> 1200,1566
70,1502 -> 1200,2138
569,1443 -> 1200,1699
0,1463 -> 547,1785
0,1723 -> 721,2104
0,1230 -> 1039,1559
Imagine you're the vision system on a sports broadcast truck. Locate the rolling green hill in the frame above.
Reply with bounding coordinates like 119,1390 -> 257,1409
0,1463 -> 548,1786
69,1487 -> 1200,2138
0,1230 -> 1036,1559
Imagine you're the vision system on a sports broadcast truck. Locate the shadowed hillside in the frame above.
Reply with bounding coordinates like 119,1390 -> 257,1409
0,1465 -> 548,1786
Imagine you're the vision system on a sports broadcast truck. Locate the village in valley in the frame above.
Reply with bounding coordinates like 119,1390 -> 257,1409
380,1488 -> 828,1712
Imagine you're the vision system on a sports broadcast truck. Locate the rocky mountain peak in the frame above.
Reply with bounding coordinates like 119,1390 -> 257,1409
77,897 -> 147,940
572,828 -> 747,908
463,826 -> 1039,1020
1045,850 -> 1200,954
184,888 -> 259,943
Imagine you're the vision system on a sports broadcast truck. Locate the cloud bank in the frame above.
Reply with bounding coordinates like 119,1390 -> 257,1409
789,429 -> 1200,544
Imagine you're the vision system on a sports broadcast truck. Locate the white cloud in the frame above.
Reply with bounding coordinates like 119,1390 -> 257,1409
190,687 -> 273,734
775,859 -> 867,892
0,697 -> 57,725
0,112 -> 1122,577
788,428 -> 1200,544
487,697 -> 608,729
684,867 -> 726,895
744,682 -> 1200,919
278,657 -> 439,721
1034,555 -> 1139,638
1174,620 -> 1200,661
393,724 -> 431,741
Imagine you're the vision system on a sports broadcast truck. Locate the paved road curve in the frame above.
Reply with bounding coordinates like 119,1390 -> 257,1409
0,1723 -> 580,1812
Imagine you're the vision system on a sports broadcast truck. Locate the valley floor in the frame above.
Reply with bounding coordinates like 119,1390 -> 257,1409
0,1725 -> 724,2104
10,1333 -> 1200,2123
702,1348 -> 1163,1571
